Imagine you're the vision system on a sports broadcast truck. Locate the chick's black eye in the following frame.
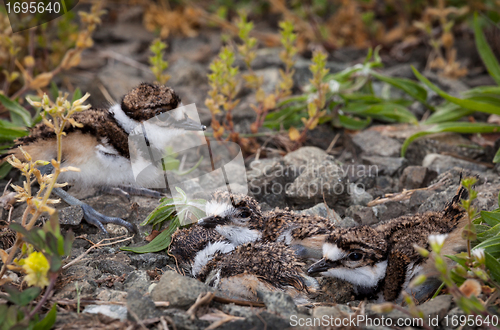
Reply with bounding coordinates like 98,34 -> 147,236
348,252 -> 363,261
239,210 -> 251,218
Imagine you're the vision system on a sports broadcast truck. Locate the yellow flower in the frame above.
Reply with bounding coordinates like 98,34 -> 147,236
22,251 -> 50,288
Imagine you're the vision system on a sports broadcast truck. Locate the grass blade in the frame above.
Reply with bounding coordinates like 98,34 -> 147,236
401,122 -> 500,157
474,13 -> 500,85
412,66 -> 500,115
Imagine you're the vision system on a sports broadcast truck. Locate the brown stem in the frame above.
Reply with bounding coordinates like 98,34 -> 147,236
26,273 -> 57,320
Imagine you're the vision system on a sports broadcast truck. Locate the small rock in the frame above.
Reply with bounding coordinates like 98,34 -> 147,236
127,290 -> 159,321
345,205 -> 378,225
361,156 -> 407,176
151,271 -> 214,308
298,203 -> 342,223
283,146 -> 330,167
409,190 -> 433,212
128,252 -> 171,270
400,166 -> 437,189
91,253 -> 135,277
106,223 -> 129,236
222,304 -> 264,318
337,217 -> 358,228
217,311 -> 290,330
257,290 -> 297,317
96,289 -> 127,303
422,154 -> 487,174
375,201 -> 408,221
248,159 -> 297,208
83,304 -> 128,321
419,294 -> 452,326
124,270 -> 151,293
286,161 -> 349,209
349,183 -> 373,206
312,305 -> 353,319
351,131 -> 402,157
58,205 -> 84,227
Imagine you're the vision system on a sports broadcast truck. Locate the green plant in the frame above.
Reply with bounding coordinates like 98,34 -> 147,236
0,92 -> 89,328
121,187 -> 206,254
149,38 -> 171,84
288,50 -> 329,145
402,13 -> 500,160
0,3 -> 105,178
265,47 -> 422,133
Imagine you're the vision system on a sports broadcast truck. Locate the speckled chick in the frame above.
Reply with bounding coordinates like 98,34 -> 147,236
308,186 -> 468,302
198,191 -> 336,259
197,241 -> 319,304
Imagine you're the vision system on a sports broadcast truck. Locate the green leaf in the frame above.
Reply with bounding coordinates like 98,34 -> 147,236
121,218 -> 180,253
0,94 -> 32,127
50,82 -> 59,101
343,102 -> 418,124
474,13 -> 500,85
423,103 -> 473,125
72,88 -> 82,103
338,114 -> 371,130
480,210 -> 500,226
371,72 -> 430,106
0,162 -> 12,179
33,304 -> 57,330
445,254 -> 468,268
401,122 -> 500,157
412,66 -> 500,115
477,223 -> 500,242
494,147 -> 500,163
484,251 -> 500,283
4,286 -> 41,307
474,236 -> 500,258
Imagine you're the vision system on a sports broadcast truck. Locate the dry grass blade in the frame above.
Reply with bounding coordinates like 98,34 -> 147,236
202,311 -> 245,330
63,235 -> 134,269
186,292 -> 215,320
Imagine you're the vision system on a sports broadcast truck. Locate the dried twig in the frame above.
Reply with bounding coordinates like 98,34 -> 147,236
186,292 -> 215,320
212,295 -> 265,307
203,311 -> 245,330
62,235 -> 133,269
367,179 -> 447,207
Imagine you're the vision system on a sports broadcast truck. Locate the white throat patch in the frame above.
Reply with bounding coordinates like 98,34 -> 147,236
322,260 -> 388,289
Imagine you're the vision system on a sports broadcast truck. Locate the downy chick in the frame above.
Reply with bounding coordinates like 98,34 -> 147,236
308,186 -> 468,302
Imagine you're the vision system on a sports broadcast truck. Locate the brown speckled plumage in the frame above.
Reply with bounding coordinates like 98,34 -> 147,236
10,83 -> 181,160
197,241 -> 317,300
317,186 -> 467,301
121,83 -> 180,121
169,225 -> 223,268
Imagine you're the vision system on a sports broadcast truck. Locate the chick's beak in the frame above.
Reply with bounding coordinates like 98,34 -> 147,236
198,216 -> 218,228
307,258 -> 333,274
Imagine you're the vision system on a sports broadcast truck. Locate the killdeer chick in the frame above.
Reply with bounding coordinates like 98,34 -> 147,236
169,224 -> 234,276
4,83 -> 206,233
308,186 -> 468,302
198,191 -> 335,259
197,191 -> 265,245
197,241 -> 319,304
